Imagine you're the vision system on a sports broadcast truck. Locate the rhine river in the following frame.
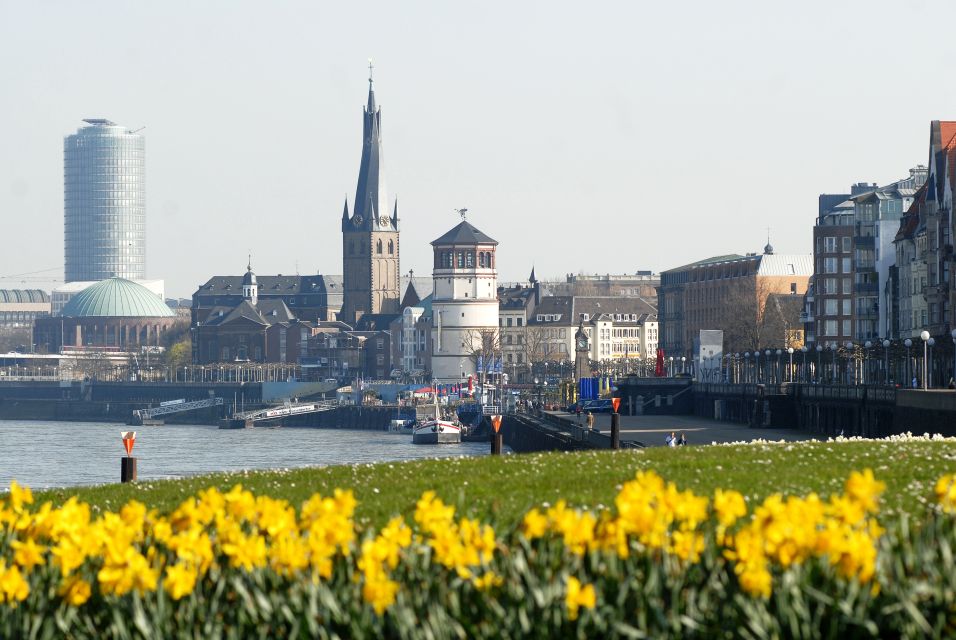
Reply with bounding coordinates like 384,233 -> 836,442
0,420 -> 492,489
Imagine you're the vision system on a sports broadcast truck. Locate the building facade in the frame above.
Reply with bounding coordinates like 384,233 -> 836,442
658,247 -> 811,358
0,290 -> 51,327
64,119 -> 145,282
430,219 -> 499,383
34,278 -> 178,353
340,73 -> 400,325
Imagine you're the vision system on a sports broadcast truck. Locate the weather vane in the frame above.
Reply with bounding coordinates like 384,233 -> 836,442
455,208 -> 468,221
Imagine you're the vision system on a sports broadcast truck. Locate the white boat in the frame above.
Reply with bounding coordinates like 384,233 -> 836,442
412,419 -> 461,444
412,402 -> 461,444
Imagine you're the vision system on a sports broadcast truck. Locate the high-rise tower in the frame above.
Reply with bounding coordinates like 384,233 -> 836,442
341,67 -> 400,325
64,119 -> 146,282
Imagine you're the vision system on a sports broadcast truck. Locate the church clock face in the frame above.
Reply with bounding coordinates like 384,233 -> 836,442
577,337 -> 588,350
379,216 -> 390,226
352,214 -> 364,226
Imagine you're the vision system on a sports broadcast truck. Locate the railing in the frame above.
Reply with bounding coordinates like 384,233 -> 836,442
234,400 -> 338,421
136,397 -> 224,419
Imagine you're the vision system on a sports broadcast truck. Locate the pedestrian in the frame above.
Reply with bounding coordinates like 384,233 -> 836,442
665,431 -> 676,447
949,377 -> 955,390
912,376 -> 918,389
677,432 -> 687,446
586,411 -> 594,431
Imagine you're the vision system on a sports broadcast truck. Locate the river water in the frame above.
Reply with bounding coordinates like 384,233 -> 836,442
0,420 -> 492,490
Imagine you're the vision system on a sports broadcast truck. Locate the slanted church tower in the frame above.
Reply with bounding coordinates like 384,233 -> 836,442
341,64 -> 400,325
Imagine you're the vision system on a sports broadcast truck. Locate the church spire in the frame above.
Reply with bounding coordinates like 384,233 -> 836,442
341,196 -> 349,221
352,62 -> 387,226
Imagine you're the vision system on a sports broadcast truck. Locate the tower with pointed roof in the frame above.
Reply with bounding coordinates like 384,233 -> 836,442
341,64 -> 401,325
430,216 -> 500,383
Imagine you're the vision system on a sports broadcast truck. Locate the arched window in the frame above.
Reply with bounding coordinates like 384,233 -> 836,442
466,251 -> 474,268
487,252 -> 493,268
478,252 -> 486,268
456,251 -> 464,268
376,239 -> 383,254
388,240 -> 394,254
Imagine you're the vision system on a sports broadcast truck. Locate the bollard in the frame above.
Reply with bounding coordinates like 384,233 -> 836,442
121,457 -> 138,483
610,412 -> 620,450
120,430 -> 137,483
490,415 -> 503,456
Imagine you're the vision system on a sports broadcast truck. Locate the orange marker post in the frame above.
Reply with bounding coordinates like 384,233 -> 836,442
610,398 -> 621,450
490,415 -> 503,455
120,431 -> 138,483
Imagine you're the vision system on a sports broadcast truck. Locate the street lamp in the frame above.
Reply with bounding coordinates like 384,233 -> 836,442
920,330 -> 931,391
764,349 -> 771,383
952,329 -> 956,388
904,338 -> 913,386
680,356 -> 686,375
928,337 -> 936,388
744,352 -> 750,383
800,346 -> 808,382
815,345 -> 823,383
863,341 -> 872,385
845,342 -> 854,385
882,339 -> 891,385
828,343 -> 837,384
787,347 -> 794,382
668,356 -> 674,377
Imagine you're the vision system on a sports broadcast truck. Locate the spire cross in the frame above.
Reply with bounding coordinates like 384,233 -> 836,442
456,208 -> 468,221
368,59 -> 374,85
247,252 -> 251,271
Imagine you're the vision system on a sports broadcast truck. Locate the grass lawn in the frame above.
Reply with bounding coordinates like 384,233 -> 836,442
33,438 -> 956,529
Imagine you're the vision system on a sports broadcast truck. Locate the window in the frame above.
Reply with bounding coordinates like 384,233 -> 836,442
842,237 -> 851,253
456,251 -> 464,268
824,258 -> 838,273
842,320 -> 852,336
823,278 -> 837,294
517,318 -> 523,327
376,239 -> 382,254
824,299 -> 837,315
841,258 -> 852,274
842,299 -> 851,316
506,317 -> 513,327
842,278 -> 852,294
824,237 -> 837,252
388,240 -> 394,255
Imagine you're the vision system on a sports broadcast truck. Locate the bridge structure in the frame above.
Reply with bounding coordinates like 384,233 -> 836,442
131,397 -> 224,424
228,400 -> 339,426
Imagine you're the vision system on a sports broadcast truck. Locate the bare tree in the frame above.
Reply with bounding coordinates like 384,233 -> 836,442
722,277 -> 790,353
463,328 -> 502,381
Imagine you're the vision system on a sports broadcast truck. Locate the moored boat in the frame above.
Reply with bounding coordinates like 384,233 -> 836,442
412,419 -> 461,444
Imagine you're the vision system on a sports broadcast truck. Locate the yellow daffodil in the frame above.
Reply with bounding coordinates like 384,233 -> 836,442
565,576 -> 596,621
58,575 -> 92,607
163,562 -> 198,601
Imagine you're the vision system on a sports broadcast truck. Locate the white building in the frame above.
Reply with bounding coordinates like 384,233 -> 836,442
430,220 -> 499,383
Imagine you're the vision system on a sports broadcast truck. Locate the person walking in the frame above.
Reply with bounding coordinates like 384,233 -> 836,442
665,432 -> 676,447
677,432 -> 687,446
586,411 -> 594,431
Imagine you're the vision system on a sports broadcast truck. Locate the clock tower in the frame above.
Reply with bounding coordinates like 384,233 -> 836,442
574,321 -> 590,382
341,65 -> 400,326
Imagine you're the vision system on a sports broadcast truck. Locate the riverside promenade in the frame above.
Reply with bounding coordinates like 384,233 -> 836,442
553,411 -> 812,448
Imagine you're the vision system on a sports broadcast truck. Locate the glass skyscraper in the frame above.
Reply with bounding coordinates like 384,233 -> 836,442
64,119 -> 145,282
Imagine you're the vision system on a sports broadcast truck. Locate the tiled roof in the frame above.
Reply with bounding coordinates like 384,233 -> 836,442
430,221 -> 498,246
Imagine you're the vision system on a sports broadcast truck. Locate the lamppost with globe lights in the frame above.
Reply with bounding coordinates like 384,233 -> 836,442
787,347 -> 794,382
828,343 -> 837,383
928,337 -> 936,388
815,345 -> 823,383
952,329 -> 956,386
882,339 -> 891,385
904,338 -> 913,386
845,342 -> 854,385
863,341 -> 872,385
800,346 -> 808,382
919,330 -> 931,390
744,352 -> 751,383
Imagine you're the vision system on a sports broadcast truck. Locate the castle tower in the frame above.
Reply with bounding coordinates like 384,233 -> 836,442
430,216 -> 499,383
341,65 -> 400,325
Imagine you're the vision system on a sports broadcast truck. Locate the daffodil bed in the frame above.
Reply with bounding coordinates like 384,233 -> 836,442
2,454 -> 956,637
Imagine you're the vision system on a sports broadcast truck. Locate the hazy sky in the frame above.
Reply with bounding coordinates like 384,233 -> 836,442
2,0 -> 956,298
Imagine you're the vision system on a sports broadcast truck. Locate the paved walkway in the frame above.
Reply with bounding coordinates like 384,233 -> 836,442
557,412 -> 813,447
